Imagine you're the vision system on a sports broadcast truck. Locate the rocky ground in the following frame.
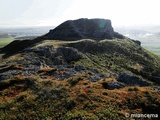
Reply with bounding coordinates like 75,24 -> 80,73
1,39 -> 160,90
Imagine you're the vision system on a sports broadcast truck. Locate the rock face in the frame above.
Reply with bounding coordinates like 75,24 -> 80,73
44,18 -> 119,40
117,73 -> 150,86
25,46 -> 83,65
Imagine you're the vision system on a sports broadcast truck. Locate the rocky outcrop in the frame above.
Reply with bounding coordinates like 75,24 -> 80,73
56,47 -> 83,63
0,45 -> 107,81
25,46 -> 83,65
132,39 -> 141,46
44,18 -> 122,40
117,73 -> 150,86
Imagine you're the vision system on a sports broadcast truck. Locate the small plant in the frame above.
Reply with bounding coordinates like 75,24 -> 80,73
128,87 -> 139,91
102,82 -> 109,89
65,99 -> 76,110
103,92 -> 108,96
68,76 -> 84,87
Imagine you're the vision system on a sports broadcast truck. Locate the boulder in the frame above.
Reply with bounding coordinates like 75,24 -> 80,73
56,47 -> 83,63
132,39 -> 141,46
102,81 -> 125,90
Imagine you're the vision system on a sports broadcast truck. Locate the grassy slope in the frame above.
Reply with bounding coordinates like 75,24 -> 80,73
0,37 -> 14,48
0,76 -> 160,119
0,39 -> 160,119
33,39 -> 160,81
66,39 -> 160,82
143,46 -> 160,56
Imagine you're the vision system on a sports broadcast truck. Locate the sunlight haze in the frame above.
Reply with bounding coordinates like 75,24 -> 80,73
0,0 -> 160,27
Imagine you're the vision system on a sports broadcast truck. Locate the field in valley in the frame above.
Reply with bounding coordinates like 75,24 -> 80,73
0,37 -> 14,48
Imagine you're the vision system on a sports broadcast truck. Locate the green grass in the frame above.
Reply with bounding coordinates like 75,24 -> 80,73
0,37 -> 14,48
143,46 -> 160,56
68,39 -> 160,82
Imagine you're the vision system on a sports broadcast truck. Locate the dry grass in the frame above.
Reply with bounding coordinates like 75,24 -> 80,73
34,39 -> 89,47
0,74 -> 160,119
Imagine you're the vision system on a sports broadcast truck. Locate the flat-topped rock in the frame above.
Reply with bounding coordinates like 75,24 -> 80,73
44,18 -> 119,40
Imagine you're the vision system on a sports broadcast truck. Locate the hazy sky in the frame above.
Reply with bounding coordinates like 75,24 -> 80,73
0,0 -> 160,27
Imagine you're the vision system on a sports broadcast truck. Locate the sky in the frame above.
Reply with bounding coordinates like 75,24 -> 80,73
0,0 -> 160,27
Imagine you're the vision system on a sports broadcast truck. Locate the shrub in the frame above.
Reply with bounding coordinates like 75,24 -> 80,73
95,105 -> 121,120
128,87 -> 139,91
102,82 -> 109,89
65,110 -> 99,120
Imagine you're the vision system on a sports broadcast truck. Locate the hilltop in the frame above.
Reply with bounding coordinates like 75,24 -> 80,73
44,18 -> 124,40
0,18 -> 160,119
0,18 -> 140,54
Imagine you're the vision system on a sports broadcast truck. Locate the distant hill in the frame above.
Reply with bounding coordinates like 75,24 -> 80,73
115,26 -> 160,56
0,26 -> 54,37
0,33 -> 9,38
0,18 -> 160,119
